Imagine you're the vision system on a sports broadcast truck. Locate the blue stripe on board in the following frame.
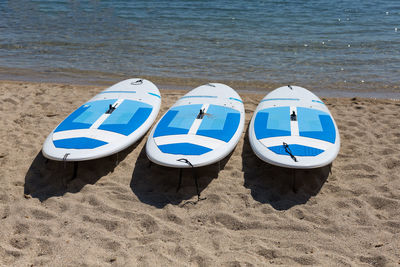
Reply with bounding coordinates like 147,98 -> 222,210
312,100 -> 324,104
268,144 -> 324,157
53,137 -> 107,149
148,92 -> 161,98
261,98 -> 300,102
229,97 -> 243,103
99,91 -> 136,94
158,143 -> 212,155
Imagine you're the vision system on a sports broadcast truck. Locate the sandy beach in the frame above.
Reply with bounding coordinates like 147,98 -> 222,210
0,80 -> 399,266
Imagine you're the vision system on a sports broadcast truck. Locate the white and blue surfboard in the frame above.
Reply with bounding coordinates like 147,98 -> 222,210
42,78 -> 161,161
249,85 -> 340,169
146,83 -> 245,168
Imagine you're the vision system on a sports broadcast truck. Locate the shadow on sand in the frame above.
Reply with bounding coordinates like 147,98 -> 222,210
130,145 -> 232,208
24,143 -> 138,202
242,127 -> 330,211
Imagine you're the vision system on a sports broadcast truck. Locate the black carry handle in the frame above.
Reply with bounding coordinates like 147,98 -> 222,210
197,108 -> 206,119
106,104 -> 116,114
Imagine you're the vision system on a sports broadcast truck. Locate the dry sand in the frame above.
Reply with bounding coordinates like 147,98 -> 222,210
0,80 -> 399,266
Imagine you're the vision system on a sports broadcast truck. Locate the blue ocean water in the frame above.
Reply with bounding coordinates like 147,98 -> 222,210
0,0 -> 399,92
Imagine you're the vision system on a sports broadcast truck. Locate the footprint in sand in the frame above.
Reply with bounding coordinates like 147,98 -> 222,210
384,158 -> 400,169
138,214 -> 159,234
9,237 -> 30,250
343,163 -> 375,172
359,255 -> 387,266
35,238 -> 53,256
31,209 -> 56,220
98,238 -> 122,252
366,196 -> 398,211
13,223 -> 30,235
257,247 -> 280,260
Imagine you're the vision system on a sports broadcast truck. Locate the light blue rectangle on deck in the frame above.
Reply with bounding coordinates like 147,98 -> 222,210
168,105 -> 202,129
196,105 -> 240,142
266,107 -> 291,131
297,108 -> 323,132
198,105 -> 229,131
153,104 -> 203,137
254,107 -> 291,139
102,100 -> 142,125
297,107 -> 336,143
73,99 -> 116,124
99,100 -> 152,136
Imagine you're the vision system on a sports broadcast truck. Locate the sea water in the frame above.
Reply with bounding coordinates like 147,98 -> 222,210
0,0 -> 399,95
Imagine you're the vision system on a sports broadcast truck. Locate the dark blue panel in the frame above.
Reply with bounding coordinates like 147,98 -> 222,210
54,105 -> 91,132
196,113 -> 240,142
153,105 -> 202,137
98,107 -> 152,136
54,99 -> 116,133
158,143 -> 212,155
254,112 -> 291,139
53,137 -> 107,149
297,107 -> 336,144
153,110 -> 190,137
299,115 -> 336,143
268,144 -> 324,157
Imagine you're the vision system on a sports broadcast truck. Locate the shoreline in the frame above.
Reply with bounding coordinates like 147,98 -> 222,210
1,67 -> 399,99
0,77 -> 400,101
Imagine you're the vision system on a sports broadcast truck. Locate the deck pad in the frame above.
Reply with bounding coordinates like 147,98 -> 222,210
254,107 -> 291,139
154,105 -> 202,137
297,107 -> 336,143
98,100 -> 152,136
